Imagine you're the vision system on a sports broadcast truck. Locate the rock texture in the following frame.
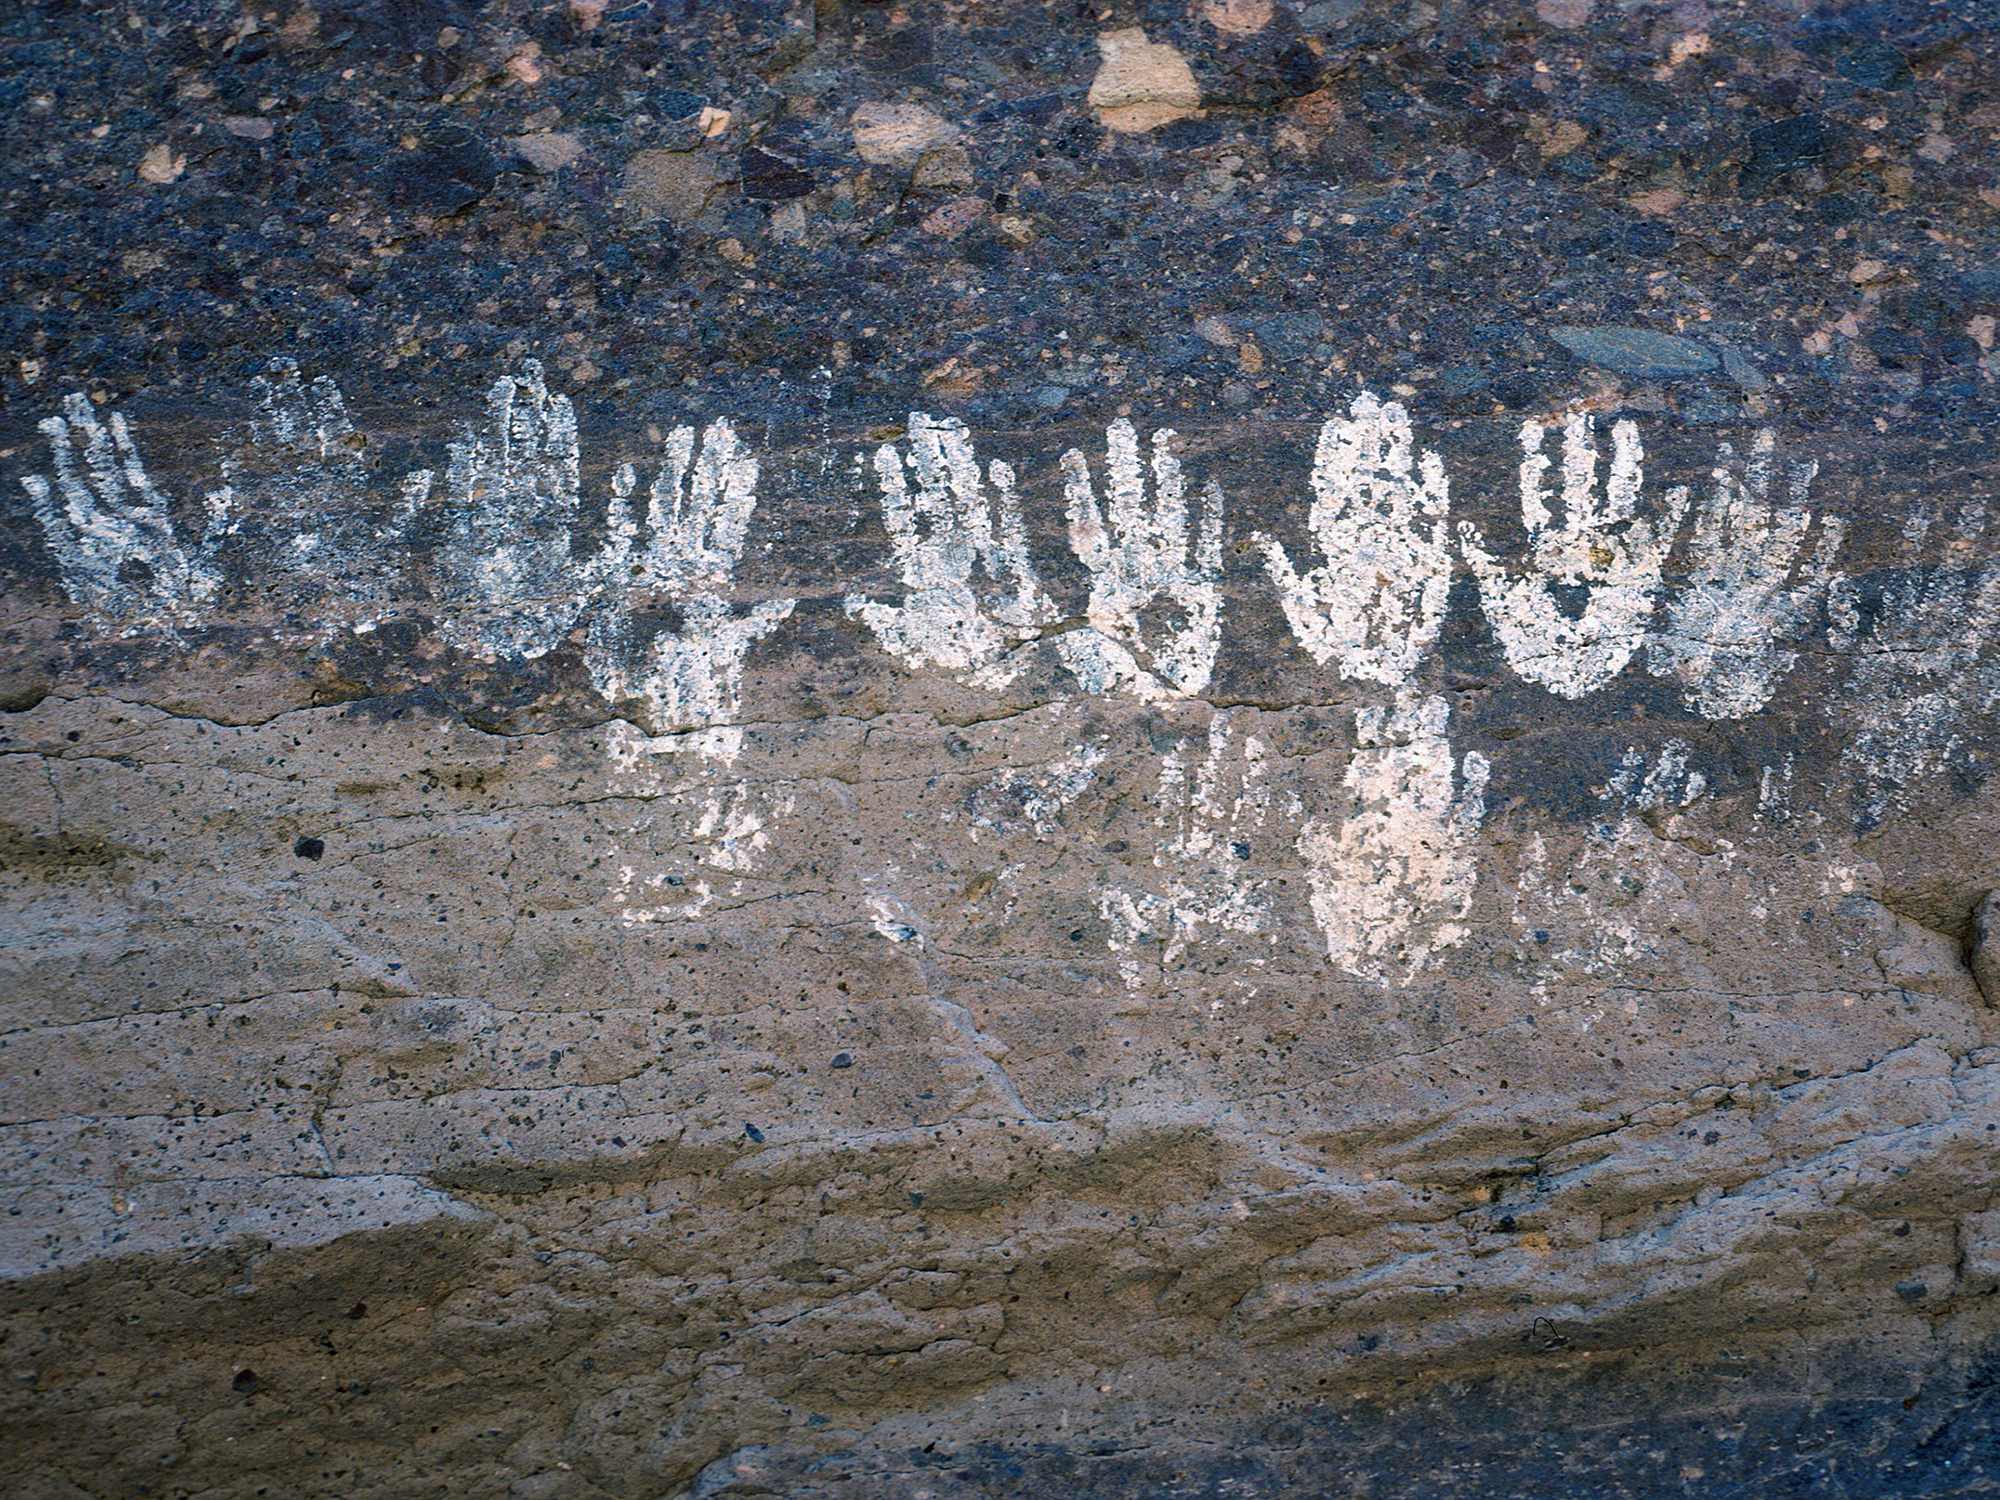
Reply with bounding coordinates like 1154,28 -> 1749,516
3,3 -> 2000,1498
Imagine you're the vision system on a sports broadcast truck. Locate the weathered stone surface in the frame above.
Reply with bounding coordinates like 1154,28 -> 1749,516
1545,325 -> 1721,379
2,2 -> 1999,1497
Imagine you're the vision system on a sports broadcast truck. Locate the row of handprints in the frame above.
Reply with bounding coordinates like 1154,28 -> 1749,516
25,356 -> 1922,728
18,357 -> 2000,985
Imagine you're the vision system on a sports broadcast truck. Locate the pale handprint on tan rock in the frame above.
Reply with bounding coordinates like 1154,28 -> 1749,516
1298,692 -> 1489,986
1460,413 -> 1689,699
1259,392 -> 1452,685
1097,709 -> 1277,984
586,418 -> 795,746
845,413 -> 1055,688
23,391 -> 220,629
1057,419 -> 1223,701
1647,429 -> 1844,720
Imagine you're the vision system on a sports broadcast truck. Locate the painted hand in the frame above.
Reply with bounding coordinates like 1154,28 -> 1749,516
1056,419 -> 1223,701
23,391 -> 219,629
1459,413 -> 1688,699
1648,429 -> 1843,719
845,413 -> 1054,688
587,418 -> 795,743
427,360 -> 584,660
1259,392 -> 1452,685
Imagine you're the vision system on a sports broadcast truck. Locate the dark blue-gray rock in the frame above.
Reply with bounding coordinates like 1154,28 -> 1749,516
1546,326 -> 1721,379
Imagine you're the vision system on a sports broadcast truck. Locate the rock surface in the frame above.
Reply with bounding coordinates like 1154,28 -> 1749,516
3,2 -> 2000,1497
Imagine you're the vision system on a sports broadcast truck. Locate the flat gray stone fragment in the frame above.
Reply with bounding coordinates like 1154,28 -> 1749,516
1547,325 -> 1721,378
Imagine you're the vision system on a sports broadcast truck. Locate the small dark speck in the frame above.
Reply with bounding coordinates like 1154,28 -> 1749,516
66,730 -> 80,742
611,1136 -> 626,1148
294,836 -> 325,860
1231,841 -> 1251,860
1895,1222 -> 1912,1237
232,1369 -> 260,1394
1703,1130 -> 1721,1145
744,1122 -> 764,1142
1532,930 -> 1549,944
830,1052 -> 853,1069
1895,1280 -> 1929,1304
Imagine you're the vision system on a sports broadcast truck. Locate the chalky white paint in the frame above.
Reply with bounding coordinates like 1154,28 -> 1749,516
1299,693 -> 1488,985
1460,413 -> 1688,698
967,743 -> 1107,841
23,391 -> 220,628
600,719 -> 792,929
431,360 -> 585,661
584,417 -> 796,737
1098,710 -> 1278,982
846,413 -> 1054,688
1604,738 -> 1706,817
1260,392 -> 1452,684
1056,419 -> 1223,701
1647,430 -> 1844,719
1756,754 -> 1796,823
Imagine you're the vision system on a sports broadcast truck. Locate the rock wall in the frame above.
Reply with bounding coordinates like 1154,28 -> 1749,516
3,2 -> 2000,1497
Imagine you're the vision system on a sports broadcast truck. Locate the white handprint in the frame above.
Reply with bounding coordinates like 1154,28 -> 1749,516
1056,419 -> 1223,701
845,413 -> 1054,688
585,418 -> 795,747
1460,413 -> 1689,699
423,360 -> 584,660
23,391 -> 219,628
1297,692 -> 1488,985
1647,429 -> 1845,719
1258,391 -> 1452,685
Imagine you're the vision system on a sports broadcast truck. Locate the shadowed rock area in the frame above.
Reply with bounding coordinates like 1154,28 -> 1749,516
3,2 -> 2000,1497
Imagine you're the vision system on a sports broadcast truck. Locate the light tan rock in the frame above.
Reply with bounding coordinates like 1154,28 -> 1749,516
514,131 -> 583,173
621,148 -> 719,222
1088,28 -> 1202,134
851,102 -> 958,166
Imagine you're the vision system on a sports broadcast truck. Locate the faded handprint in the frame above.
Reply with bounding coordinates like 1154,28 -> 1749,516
23,391 -> 220,628
1259,391 -> 1452,684
1647,430 -> 1845,719
1297,692 -> 1488,985
1057,419 -> 1224,701
1827,499 -> 2000,828
1460,413 -> 1689,699
1098,709 -> 1278,985
207,357 -> 386,597
422,359 -> 584,660
845,413 -> 1055,688
1508,740 -> 1708,993
586,418 -> 795,747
